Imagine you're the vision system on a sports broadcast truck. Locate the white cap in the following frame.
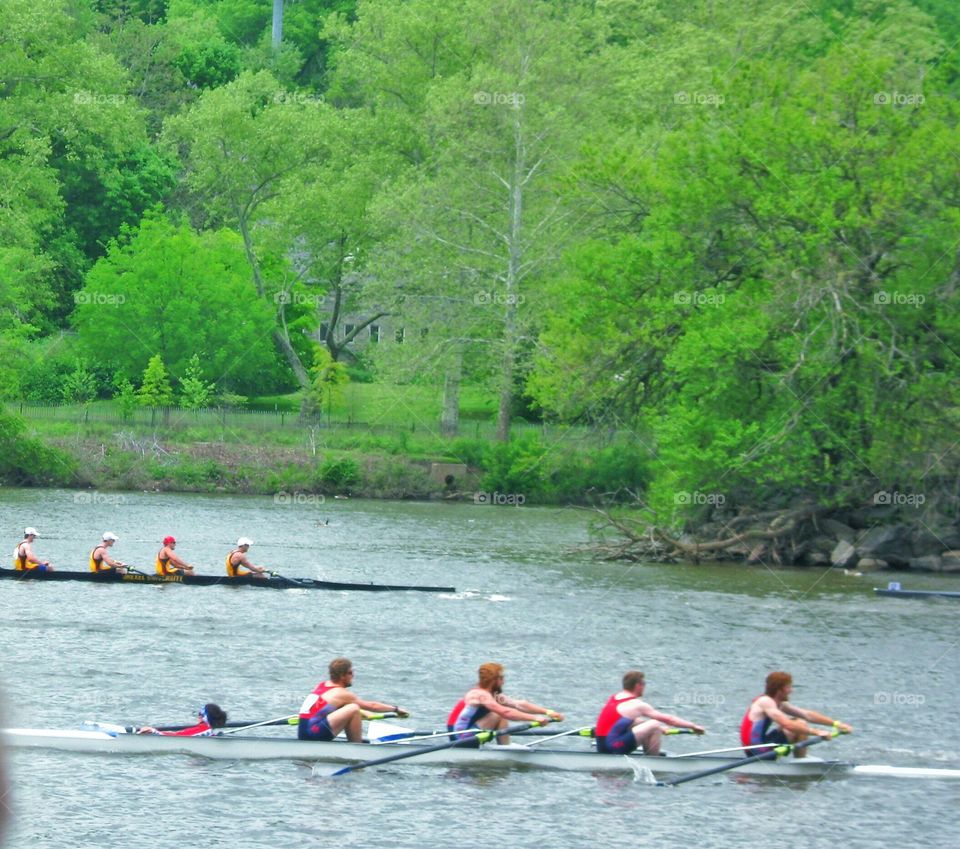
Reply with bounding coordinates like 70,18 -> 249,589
237,537 -> 253,547
102,532 -> 119,541
24,527 -> 39,537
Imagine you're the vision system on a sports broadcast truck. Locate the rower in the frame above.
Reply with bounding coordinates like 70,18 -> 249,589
298,657 -> 409,743
225,537 -> 267,578
155,536 -> 195,576
90,532 -> 127,575
447,662 -> 563,746
138,703 -> 228,736
14,527 -> 53,571
740,671 -> 853,757
595,670 -> 704,756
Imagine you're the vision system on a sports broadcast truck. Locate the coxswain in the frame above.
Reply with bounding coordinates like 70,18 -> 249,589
155,536 -> 195,576
226,537 -> 267,578
298,657 -> 409,743
138,703 -> 228,736
14,527 -> 53,571
90,532 -> 127,575
447,662 -> 563,746
740,671 -> 853,757
595,670 -> 705,756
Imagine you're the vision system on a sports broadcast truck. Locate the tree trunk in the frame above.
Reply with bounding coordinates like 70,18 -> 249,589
236,212 -> 310,391
495,109 -> 525,442
441,347 -> 462,436
272,0 -> 284,50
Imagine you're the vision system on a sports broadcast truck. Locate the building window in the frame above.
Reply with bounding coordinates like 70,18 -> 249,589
370,324 -> 380,343
345,324 -> 355,339
320,323 -> 329,340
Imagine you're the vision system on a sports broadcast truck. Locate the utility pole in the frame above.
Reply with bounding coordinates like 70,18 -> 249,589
272,0 -> 284,50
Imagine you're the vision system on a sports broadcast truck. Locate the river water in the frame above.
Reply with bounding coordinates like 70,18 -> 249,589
1,488 -> 958,848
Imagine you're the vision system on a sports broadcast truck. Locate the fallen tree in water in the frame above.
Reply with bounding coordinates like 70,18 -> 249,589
583,495 -> 960,573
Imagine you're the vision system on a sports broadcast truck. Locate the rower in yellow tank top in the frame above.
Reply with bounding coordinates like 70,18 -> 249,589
90,532 -> 127,574
155,536 -> 195,576
226,538 -> 268,578
14,528 -> 53,571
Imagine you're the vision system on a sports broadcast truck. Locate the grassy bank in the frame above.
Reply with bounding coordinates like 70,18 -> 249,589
12,408 -> 648,505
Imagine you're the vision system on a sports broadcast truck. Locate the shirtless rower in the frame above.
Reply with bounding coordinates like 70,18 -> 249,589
155,536 -> 195,576
298,657 -> 409,743
90,532 -> 127,575
740,671 -> 853,757
447,662 -> 563,746
14,528 -> 53,571
595,670 -> 705,755
225,538 -> 267,578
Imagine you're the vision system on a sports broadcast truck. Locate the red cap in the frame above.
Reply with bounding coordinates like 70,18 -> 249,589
163,536 -> 176,545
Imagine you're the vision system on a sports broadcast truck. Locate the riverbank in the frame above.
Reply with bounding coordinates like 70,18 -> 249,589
23,416 -> 647,505
591,502 -> 960,574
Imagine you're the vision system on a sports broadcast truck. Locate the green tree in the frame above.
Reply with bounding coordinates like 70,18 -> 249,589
164,70 -> 336,392
531,0 -> 960,519
137,354 -> 174,407
333,0 -> 599,439
306,346 -> 349,418
61,359 -> 98,404
113,374 -> 138,421
73,213 -> 282,395
179,353 -> 215,408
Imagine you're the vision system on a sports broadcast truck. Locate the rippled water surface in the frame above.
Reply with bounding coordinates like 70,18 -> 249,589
2,488 -> 959,848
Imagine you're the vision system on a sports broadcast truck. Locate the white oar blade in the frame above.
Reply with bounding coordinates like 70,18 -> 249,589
853,765 -> 960,780
367,721 -> 416,742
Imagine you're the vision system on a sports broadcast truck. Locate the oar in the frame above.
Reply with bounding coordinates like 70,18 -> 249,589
264,570 -> 311,587
658,732 -> 840,787
672,743 -> 768,758
326,720 -> 548,778
219,714 -> 298,735
521,726 -> 594,747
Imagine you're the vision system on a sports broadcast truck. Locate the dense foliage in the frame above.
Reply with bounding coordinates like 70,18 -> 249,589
1,0 -> 956,515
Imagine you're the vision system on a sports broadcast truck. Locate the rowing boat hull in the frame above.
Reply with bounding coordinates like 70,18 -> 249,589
874,588 -> 960,599
0,728 -> 848,778
0,567 -> 454,593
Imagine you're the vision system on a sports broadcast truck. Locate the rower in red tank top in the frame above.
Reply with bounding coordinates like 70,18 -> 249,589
446,662 -> 562,746
594,671 -> 705,755
740,671 -> 852,756
297,657 -> 409,743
